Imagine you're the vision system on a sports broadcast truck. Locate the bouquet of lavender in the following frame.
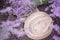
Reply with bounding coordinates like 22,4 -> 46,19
0,0 -> 50,40
48,0 -> 60,40
0,0 -> 49,16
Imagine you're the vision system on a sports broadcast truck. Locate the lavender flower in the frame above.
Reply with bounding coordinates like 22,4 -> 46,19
1,18 -> 26,39
52,24 -> 60,34
53,35 -> 60,40
0,7 -> 12,13
11,28 -> 25,38
50,0 -> 60,18
47,0 -> 60,40
53,7 -> 60,17
2,17 -> 26,27
0,25 -> 10,40
9,0 -> 35,16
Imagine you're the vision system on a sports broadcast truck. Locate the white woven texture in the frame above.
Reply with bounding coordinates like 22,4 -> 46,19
24,11 -> 53,40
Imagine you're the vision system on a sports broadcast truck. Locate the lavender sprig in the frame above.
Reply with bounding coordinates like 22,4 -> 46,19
50,0 -> 60,18
10,0 -> 35,16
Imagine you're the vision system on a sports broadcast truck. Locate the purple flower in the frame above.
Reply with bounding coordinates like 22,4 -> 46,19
52,24 -> 60,34
10,0 -> 34,16
53,7 -> 60,17
53,35 -> 60,40
51,0 -> 60,18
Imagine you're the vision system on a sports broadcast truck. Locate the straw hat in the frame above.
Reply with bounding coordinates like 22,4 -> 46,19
24,11 -> 53,40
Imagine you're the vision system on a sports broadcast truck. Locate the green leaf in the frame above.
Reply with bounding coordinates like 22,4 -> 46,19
43,0 -> 48,4
31,0 -> 48,7
33,0 -> 41,7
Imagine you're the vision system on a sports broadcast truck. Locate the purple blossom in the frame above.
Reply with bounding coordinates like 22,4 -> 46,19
52,24 -> 60,34
50,0 -> 60,18
10,0 -> 34,16
47,0 -> 60,40
0,7 -> 12,13
0,0 -> 35,17
53,7 -> 60,17
1,18 -> 26,39
2,17 -> 26,27
53,35 -> 60,40
11,28 -> 25,38
0,25 -> 10,40
45,7 -> 49,11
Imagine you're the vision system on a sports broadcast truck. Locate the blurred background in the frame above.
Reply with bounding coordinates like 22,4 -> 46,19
0,0 -> 60,40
